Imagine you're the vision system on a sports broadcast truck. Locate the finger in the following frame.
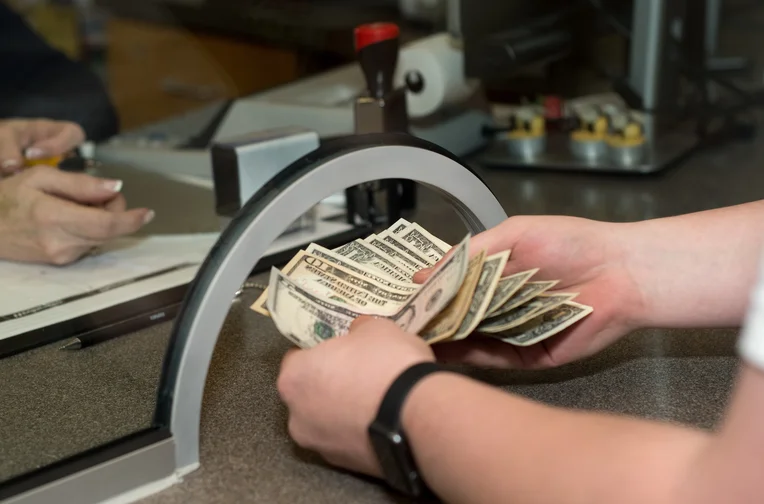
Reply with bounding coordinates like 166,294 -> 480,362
25,166 -> 125,205
349,315 -> 379,331
468,223 -> 518,257
24,121 -> 85,159
413,247 -> 456,284
0,126 -> 23,174
412,225 -> 510,284
415,221 -> 529,285
53,201 -> 154,241
412,267 -> 433,284
412,235 -> 484,284
103,193 -> 127,213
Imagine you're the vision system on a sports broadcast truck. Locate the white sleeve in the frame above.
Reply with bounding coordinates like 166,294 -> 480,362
739,247 -> 764,370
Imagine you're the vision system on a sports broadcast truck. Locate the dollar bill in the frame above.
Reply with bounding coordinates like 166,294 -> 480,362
387,234 -> 470,334
486,280 -> 559,318
267,234 -> 470,342
332,240 -> 414,281
250,251 -> 325,317
495,301 -> 594,347
266,269 -> 369,348
395,223 -> 451,263
251,250 -> 415,316
420,250 -> 485,344
388,218 -> 412,235
364,236 -> 427,272
449,250 -> 509,341
484,269 -> 539,317
478,293 -> 578,334
305,244 -> 417,292
376,231 -> 435,267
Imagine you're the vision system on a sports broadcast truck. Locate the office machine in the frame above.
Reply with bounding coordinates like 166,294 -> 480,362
459,0 -> 758,174
1,132 -> 507,504
95,15 -> 492,264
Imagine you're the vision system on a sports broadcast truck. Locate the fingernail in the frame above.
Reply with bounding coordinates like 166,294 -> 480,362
102,179 -> 123,192
1,159 -> 20,169
25,147 -> 45,159
143,210 -> 155,225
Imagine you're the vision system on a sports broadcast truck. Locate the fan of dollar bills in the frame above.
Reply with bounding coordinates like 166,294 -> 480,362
250,219 -> 593,349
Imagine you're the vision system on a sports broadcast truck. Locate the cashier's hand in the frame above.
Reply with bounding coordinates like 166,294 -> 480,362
278,316 -> 434,478
0,119 -> 85,174
0,166 -> 154,265
414,215 -> 644,369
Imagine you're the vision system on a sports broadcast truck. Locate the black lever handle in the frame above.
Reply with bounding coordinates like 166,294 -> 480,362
355,22 -> 400,99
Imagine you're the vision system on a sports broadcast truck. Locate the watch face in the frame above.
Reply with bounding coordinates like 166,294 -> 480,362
369,422 -> 420,496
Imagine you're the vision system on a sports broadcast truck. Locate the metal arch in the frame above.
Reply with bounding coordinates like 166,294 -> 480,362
154,133 -> 509,473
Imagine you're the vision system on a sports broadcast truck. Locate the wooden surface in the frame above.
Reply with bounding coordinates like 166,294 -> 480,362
106,18 -> 299,130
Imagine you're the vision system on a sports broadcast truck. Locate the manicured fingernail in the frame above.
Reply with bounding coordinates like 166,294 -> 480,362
102,179 -> 123,192
143,210 -> 155,225
1,159 -> 20,169
25,147 -> 45,159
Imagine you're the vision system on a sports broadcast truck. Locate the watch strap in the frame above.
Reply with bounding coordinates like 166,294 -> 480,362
374,361 -> 444,430
368,361 -> 445,496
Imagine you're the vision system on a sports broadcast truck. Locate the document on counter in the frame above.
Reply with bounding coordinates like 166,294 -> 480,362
0,233 -> 219,355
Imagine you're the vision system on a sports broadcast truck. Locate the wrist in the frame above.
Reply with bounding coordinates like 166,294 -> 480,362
399,372 -> 451,434
399,372 -> 468,478
366,359 -> 444,496
610,220 -> 653,330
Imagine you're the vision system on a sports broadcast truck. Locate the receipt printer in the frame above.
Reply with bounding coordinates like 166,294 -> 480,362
211,126 -> 320,232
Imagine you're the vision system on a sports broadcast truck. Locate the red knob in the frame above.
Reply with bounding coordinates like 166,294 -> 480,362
354,22 -> 400,52
544,95 -> 564,120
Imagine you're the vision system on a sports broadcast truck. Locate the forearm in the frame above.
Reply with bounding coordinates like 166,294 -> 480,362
402,373 -> 710,504
623,200 -> 764,328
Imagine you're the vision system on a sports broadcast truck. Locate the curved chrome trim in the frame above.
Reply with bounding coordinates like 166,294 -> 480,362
154,133 -> 508,472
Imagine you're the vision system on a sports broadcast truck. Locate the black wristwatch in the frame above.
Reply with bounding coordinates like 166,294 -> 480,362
368,361 -> 445,497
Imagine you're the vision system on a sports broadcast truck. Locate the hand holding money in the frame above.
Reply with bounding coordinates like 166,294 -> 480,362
276,314 -> 435,479
251,218 -> 594,351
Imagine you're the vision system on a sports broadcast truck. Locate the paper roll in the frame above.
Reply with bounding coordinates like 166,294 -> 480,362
395,33 -> 477,119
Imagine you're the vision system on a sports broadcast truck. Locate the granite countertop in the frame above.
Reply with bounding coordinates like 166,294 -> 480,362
1,129 -> 762,502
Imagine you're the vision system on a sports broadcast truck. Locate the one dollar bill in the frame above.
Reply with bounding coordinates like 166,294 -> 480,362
494,301 -> 594,347
394,223 -> 450,263
420,250 -> 485,344
448,250 -> 509,341
478,293 -> 578,334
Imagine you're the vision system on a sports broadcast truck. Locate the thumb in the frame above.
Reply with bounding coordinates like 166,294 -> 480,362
413,247 -> 456,284
23,121 -> 85,159
412,266 -> 435,284
350,315 -> 380,331
412,219 -> 519,284
26,167 -> 124,204
467,219 -> 520,257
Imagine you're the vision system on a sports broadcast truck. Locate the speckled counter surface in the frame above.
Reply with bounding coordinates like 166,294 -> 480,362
2,128 -> 762,502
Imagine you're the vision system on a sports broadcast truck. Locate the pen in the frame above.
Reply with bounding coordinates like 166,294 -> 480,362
23,154 -> 63,168
23,143 -> 98,172
60,302 -> 182,351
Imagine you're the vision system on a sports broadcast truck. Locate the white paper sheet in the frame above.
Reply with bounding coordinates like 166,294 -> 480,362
0,234 -> 219,340
0,215 -> 357,342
